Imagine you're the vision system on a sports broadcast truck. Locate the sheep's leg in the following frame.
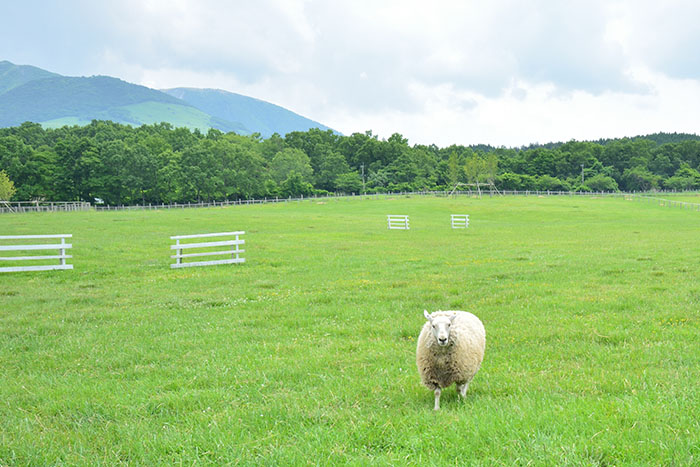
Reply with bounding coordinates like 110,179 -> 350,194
457,381 -> 469,398
433,388 -> 441,410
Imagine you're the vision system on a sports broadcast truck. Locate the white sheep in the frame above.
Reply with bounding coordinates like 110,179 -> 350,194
416,310 -> 486,410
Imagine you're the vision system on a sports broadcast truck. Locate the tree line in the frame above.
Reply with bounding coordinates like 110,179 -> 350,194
2,121 -> 700,204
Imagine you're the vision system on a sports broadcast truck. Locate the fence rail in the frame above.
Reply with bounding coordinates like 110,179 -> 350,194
0,201 -> 90,214
387,215 -> 410,230
0,234 -> 73,272
451,214 -> 470,229
5,190 -> 700,214
170,231 -> 245,269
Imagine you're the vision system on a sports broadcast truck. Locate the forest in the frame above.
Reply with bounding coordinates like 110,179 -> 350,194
2,120 -> 700,204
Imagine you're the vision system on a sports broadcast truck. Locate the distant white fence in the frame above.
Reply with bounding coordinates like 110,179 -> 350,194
0,201 -> 91,214
451,214 -> 469,228
170,231 -> 245,269
387,215 -> 410,230
0,234 -> 73,272
9,190 -> 700,215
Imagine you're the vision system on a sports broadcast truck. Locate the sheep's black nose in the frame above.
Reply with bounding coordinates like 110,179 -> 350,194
439,337 -> 447,344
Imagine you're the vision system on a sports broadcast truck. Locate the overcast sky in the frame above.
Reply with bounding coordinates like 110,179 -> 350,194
2,0 -> 700,147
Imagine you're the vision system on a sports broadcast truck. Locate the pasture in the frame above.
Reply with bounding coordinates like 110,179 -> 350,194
1,195 -> 699,465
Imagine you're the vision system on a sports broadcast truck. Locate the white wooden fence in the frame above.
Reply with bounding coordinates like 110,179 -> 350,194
387,215 -> 410,230
451,214 -> 469,229
0,234 -> 73,272
1,201 -> 91,214
170,231 -> 245,269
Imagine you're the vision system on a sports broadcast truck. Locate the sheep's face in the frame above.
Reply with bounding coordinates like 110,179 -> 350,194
424,310 -> 456,347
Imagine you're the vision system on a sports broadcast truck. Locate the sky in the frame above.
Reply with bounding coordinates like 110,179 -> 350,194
2,0 -> 700,147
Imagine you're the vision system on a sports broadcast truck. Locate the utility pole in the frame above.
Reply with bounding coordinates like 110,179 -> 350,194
360,164 -> 365,195
581,164 -> 585,186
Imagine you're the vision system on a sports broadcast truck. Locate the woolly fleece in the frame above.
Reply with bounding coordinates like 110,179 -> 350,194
416,310 -> 486,393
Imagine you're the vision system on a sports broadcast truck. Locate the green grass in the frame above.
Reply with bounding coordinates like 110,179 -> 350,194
648,192 -> 700,204
41,116 -> 92,128
41,102 -> 216,131
111,101 -> 216,130
1,195 -> 699,465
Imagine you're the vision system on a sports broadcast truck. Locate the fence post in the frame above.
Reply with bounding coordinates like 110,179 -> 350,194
60,236 -> 66,267
233,233 -> 240,261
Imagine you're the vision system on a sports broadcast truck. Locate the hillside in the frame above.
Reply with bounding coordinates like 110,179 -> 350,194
0,61 -> 335,136
163,87 -> 334,138
39,102 -> 250,133
0,60 -> 59,95
0,74 -> 237,130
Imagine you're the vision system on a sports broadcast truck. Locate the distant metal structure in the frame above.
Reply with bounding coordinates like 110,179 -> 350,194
0,201 -> 13,213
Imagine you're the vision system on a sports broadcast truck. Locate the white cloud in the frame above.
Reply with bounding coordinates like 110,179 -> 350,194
609,1 -> 700,74
2,0 -> 700,146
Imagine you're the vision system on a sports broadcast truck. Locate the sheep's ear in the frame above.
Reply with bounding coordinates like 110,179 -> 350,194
424,310 -> 432,322
449,313 -> 457,323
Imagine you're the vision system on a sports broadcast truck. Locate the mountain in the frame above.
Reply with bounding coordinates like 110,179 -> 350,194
0,60 -> 60,95
163,87 -> 334,138
0,61 -> 335,136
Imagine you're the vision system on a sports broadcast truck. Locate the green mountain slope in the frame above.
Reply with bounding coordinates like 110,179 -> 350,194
163,87 -> 334,137
0,60 -> 335,135
0,75 -> 188,126
0,60 -> 60,95
39,101 -> 250,133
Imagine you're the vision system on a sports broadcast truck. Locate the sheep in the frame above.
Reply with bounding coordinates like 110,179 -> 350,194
416,310 -> 486,410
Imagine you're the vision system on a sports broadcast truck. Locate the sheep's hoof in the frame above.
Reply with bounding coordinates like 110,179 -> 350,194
457,382 -> 469,398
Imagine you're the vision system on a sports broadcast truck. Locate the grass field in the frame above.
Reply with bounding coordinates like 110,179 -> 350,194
1,195 -> 699,465
646,192 -> 700,205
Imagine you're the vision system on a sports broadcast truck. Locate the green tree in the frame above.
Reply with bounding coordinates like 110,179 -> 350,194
270,148 -> 313,184
536,175 -> 570,191
464,152 -> 485,184
316,151 -> 351,191
585,174 -> 619,192
484,152 -> 498,184
259,133 -> 286,161
218,135 -> 268,199
621,166 -> 662,191
179,141 -> 223,202
524,148 -> 560,176
285,128 -> 340,173
121,141 -> 158,204
497,172 -> 522,190
335,172 -> 363,193
98,140 -> 130,204
559,141 -> 604,180
0,170 -> 16,200
601,139 -> 654,177
279,171 -> 313,197
54,136 -> 101,201
155,149 -> 182,204
663,165 -> 700,190
446,151 -> 461,188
